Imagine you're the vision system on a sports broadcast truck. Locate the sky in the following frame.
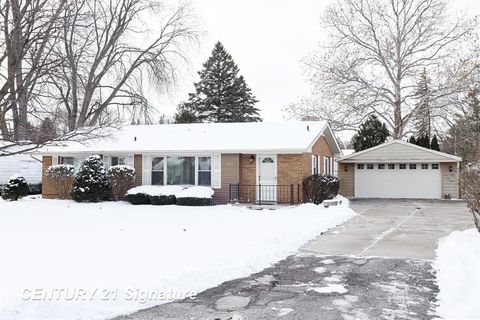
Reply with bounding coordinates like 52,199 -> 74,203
155,0 -> 480,123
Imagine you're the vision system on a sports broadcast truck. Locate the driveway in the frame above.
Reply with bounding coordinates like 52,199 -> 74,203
113,200 -> 473,320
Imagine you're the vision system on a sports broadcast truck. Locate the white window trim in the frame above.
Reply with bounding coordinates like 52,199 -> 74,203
312,155 -> 318,175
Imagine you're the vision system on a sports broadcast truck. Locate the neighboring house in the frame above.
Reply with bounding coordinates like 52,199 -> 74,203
338,140 -> 461,199
38,122 -> 342,204
0,151 -> 42,185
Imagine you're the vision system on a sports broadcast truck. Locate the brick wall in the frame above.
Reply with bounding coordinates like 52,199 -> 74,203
133,154 -> 142,186
277,154 -> 305,203
312,136 -> 334,174
41,156 -> 57,198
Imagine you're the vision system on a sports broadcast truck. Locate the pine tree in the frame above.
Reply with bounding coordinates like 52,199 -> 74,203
352,115 -> 390,152
71,155 -> 111,202
413,68 -> 432,137
409,136 -> 416,144
173,102 -> 198,124
186,42 -> 261,122
430,135 -> 440,151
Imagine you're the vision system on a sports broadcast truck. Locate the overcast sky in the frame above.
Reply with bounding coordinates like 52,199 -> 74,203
156,0 -> 479,123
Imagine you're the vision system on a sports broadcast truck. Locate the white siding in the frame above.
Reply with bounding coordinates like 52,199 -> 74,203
0,154 -> 42,184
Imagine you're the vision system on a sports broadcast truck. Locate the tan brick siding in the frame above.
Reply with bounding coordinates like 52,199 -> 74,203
239,154 -> 257,202
133,154 -> 142,186
214,154 -> 241,204
41,156 -> 58,198
277,154 -> 305,203
441,162 -> 459,199
338,163 -> 355,197
312,136 -> 334,174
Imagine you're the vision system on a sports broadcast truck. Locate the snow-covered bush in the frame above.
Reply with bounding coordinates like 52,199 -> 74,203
71,155 -> 110,202
462,166 -> 480,233
125,193 -> 150,205
45,165 -> 75,199
1,175 -> 29,201
176,186 -> 214,206
125,186 -> 184,205
27,183 -> 42,195
303,174 -> 340,204
107,165 -> 135,201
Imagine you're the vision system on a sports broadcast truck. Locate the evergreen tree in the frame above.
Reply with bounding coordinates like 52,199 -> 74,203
186,42 -> 261,122
71,155 -> 111,202
352,115 -> 390,152
173,102 -> 198,124
413,68 -> 432,137
430,135 -> 440,151
409,136 -> 417,144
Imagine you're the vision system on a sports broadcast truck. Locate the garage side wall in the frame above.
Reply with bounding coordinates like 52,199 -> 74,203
441,162 -> 459,199
338,163 -> 355,197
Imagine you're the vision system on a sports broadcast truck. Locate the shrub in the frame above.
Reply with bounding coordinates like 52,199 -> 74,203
45,165 -> 75,199
1,175 -> 29,201
150,194 -> 176,205
303,174 -> 340,204
125,193 -> 151,205
71,155 -> 110,202
107,165 -> 135,201
462,165 -> 480,233
28,183 -> 42,195
176,197 -> 213,206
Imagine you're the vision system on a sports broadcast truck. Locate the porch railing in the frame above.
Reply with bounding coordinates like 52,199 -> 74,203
228,183 -> 302,205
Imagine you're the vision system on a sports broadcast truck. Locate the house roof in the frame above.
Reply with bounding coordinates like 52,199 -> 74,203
338,140 -> 461,163
38,121 -> 342,155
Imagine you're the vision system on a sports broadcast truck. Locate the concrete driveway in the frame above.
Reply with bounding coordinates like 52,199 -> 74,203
113,200 -> 473,320
301,199 -> 473,259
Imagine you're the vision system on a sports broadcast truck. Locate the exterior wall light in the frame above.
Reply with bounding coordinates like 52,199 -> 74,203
249,155 -> 255,164
344,165 -> 348,172
449,165 -> 453,172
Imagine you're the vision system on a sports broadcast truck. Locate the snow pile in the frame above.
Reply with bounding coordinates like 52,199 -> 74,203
126,185 -> 185,197
434,229 -> 480,320
0,196 -> 356,320
175,186 -> 214,199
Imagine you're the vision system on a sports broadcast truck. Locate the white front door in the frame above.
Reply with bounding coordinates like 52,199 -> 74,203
257,156 -> 277,203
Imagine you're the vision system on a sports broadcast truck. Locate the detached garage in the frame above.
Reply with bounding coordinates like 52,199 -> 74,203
338,140 -> 461,199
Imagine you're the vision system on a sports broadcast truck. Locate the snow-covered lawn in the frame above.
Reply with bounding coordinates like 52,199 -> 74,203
0,196 -> 356,320
434,228 -> 480,320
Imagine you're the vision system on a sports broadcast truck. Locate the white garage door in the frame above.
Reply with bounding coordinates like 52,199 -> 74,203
355,163 -> 441,199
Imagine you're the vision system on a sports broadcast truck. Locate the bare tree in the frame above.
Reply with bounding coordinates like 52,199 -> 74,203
46,0 -> 197,131
285,0 -> 476,138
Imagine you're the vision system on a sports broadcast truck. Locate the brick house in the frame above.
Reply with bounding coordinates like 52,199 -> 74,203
39,121 -> 342,204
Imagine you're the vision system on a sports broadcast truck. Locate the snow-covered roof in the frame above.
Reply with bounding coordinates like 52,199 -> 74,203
38,121 -> 342,155
338,140 -> 461,163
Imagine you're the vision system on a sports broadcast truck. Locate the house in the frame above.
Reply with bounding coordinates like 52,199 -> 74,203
38,121 -> 342,203
337,140 -> 461,199
0,145 -> 42,185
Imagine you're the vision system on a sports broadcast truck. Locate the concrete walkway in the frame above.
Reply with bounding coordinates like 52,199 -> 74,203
301,199 -> 472,259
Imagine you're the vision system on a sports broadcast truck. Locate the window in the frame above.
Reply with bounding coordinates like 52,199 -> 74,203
59,156 -> 74,166
409,164 -> 417,170
378,164 -> 385,169
167,157 -> 195,185
151,157 -> 165,185
432,163 -> 439,170
111,156 -> 126,166
357,164 -> 364,169
367,164 -> 374,169
399,164 -> 407,169
421,164 -> 429,170
388,164 -> 395,170
198,157 -> 212,186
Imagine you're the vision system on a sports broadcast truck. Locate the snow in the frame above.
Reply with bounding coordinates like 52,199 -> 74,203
37,121 -> 328,154
175,186 -> 214,198
434,228 -> 480,320
309,284 -> 348,294
126,185 -> 185,196
0,196 -> 356,320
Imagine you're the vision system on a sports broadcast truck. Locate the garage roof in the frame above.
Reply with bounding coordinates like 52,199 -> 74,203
338,140 -> 461,163
37,121 -> 342,155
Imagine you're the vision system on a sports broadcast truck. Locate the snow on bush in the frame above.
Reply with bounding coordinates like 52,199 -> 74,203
45,165 -> 75,199
107,165 -> 135,201
1,175 -> 29,201
126,185 -> 185,197
434,229 -> 480,319
175,186 -> 214,199
0,196 -> 357,320
303,174 -> 340,204
71,155 -> 110,202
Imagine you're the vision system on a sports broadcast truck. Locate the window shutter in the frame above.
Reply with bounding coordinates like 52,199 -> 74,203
142,155 -> 152,185
102,155 -> 110,169
213,154 -> 221,189
52,156 -> 58,166
311,155 -> 316,175
126,155 -> 134,167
